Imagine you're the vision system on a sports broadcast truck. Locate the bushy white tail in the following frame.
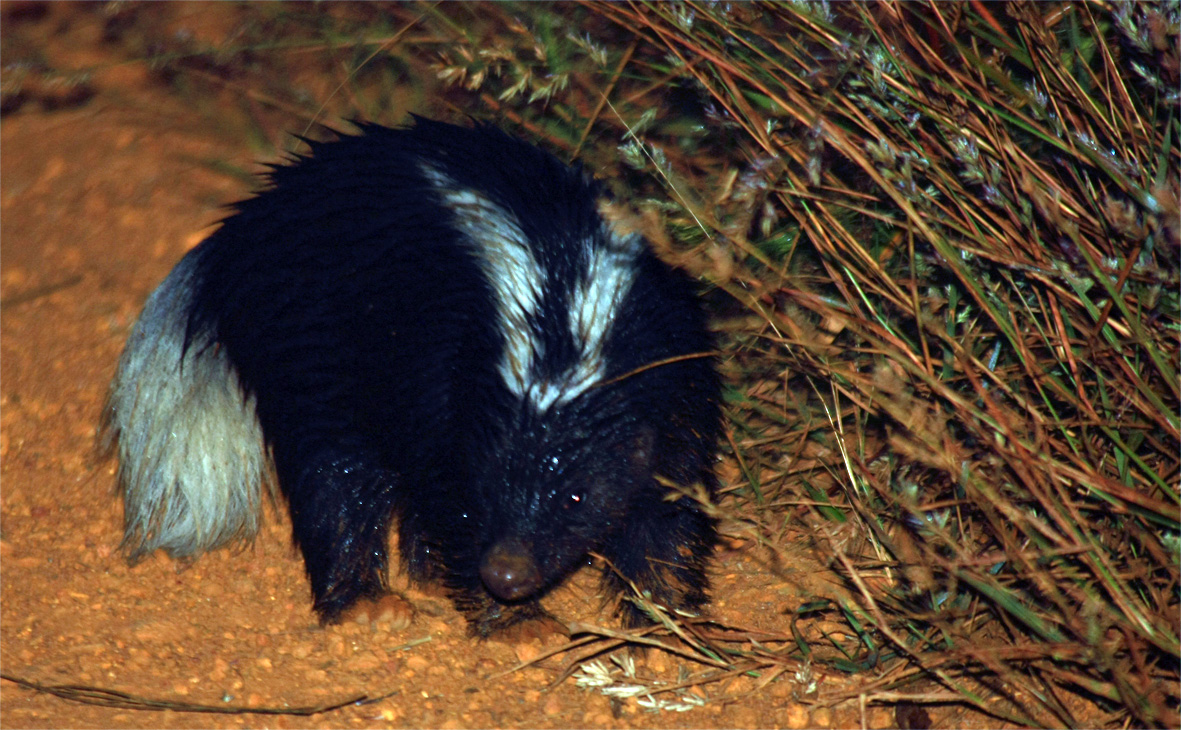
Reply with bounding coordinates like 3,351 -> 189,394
106,249 -> 268,560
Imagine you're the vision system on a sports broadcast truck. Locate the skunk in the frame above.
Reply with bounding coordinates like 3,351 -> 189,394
106,117 -> 722,636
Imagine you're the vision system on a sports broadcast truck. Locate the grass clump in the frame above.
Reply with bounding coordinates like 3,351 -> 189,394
566,2 -> 1178,726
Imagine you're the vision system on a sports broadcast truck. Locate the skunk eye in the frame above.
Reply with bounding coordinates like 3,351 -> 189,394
566,491 -> 584,508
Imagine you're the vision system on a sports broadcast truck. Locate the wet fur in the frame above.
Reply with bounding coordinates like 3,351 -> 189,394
105,118 -> 722,635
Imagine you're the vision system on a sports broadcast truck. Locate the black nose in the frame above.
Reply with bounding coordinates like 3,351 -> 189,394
480,538 -> 542,601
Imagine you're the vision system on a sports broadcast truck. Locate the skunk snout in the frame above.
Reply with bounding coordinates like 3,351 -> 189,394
480,538 -> 543,601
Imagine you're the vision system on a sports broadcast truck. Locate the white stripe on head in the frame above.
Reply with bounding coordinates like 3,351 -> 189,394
423,165 -> 546,399
532,225 -> 642,410
424,165 -> 644,413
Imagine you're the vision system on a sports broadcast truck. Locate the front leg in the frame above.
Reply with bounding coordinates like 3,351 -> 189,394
279,447 -> 401,624
599,499 -> 717,628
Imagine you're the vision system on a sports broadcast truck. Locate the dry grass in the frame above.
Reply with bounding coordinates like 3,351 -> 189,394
569,3 -> 1179,726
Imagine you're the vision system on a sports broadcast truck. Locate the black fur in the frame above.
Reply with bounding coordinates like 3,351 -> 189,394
110,117 -> 722,636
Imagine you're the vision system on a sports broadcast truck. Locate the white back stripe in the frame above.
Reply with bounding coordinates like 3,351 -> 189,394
424,165 -> 547,400
539,226 -> 642,410
424,166 -> 641,412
